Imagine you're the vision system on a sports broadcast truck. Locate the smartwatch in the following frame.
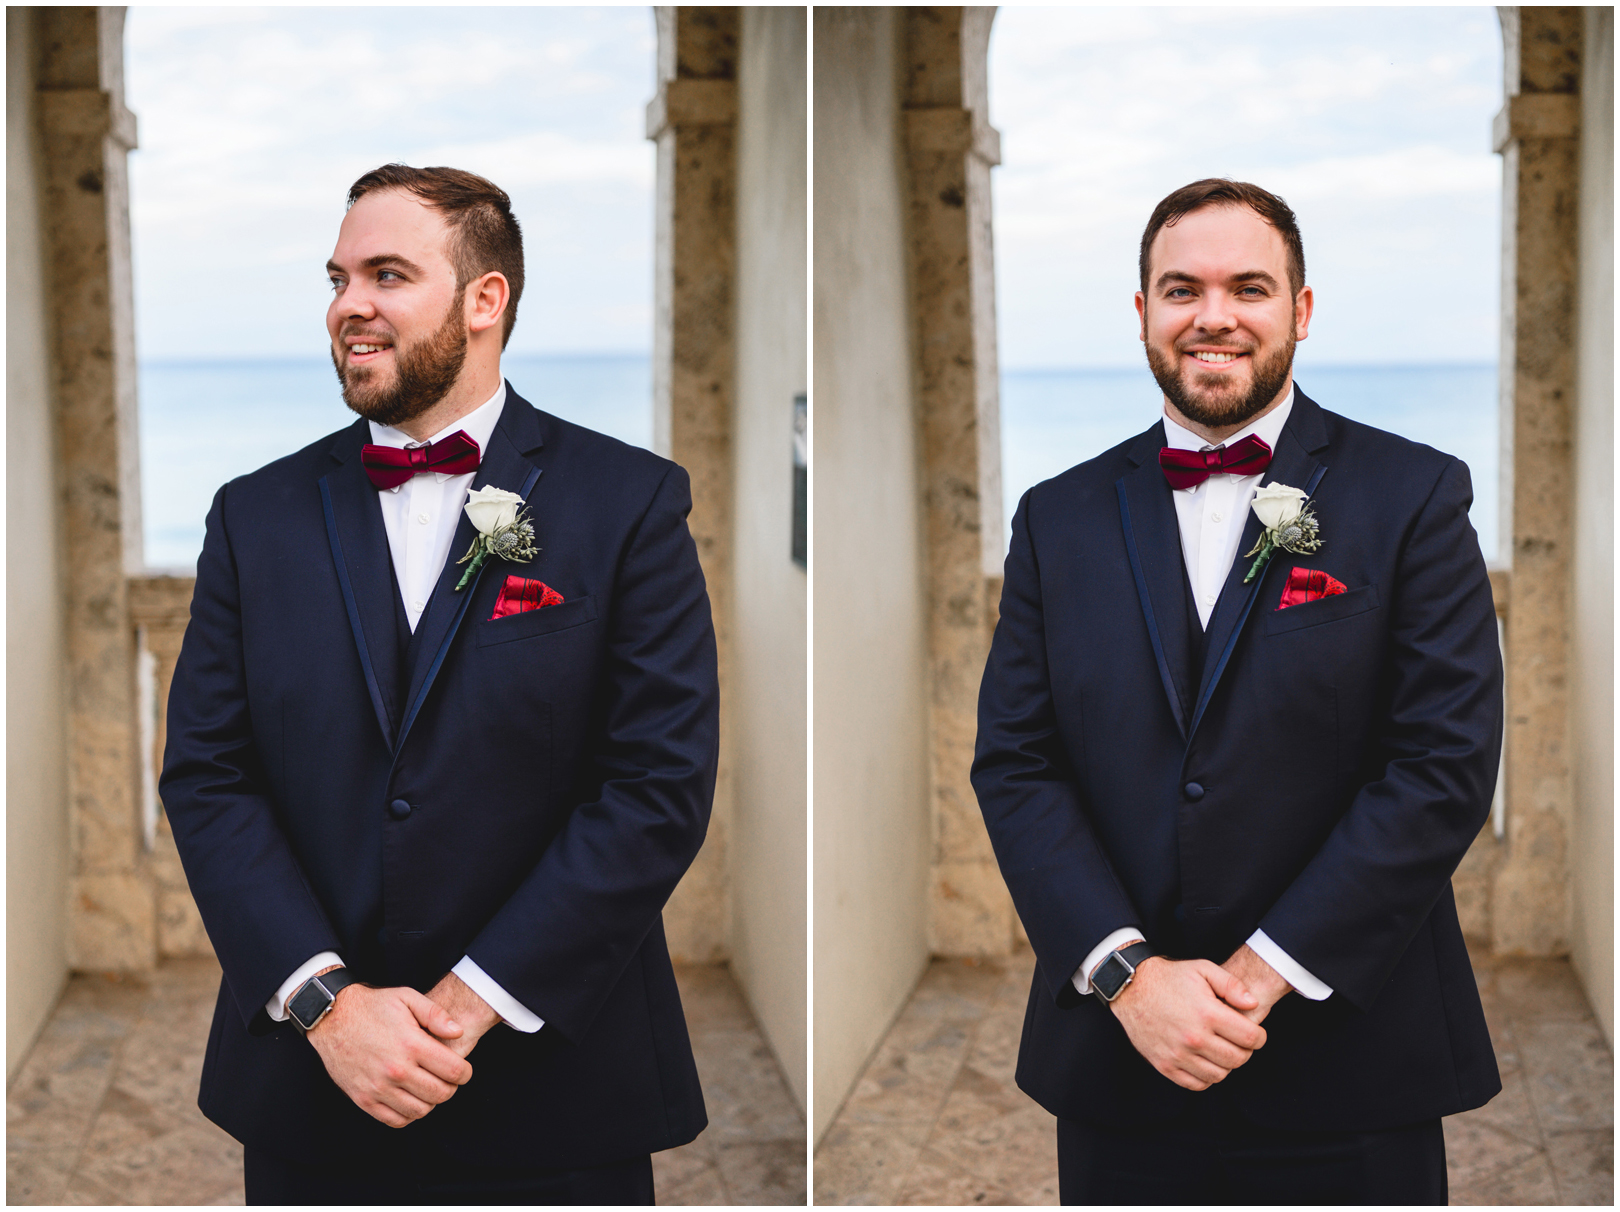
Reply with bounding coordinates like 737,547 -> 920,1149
287,967 -> 360,1032
1089,941 -> 1155,1006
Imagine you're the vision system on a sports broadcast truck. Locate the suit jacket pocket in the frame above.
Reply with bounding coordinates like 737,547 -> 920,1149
1262,583 -> 1380,636
477,594 -> 598,646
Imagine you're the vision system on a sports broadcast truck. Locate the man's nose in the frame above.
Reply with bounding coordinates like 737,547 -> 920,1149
333,282 -> 378,321
344,291 -> 377,320
1194,290 -> 1237,333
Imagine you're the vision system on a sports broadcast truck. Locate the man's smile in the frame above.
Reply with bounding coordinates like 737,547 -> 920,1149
346,340 -> 394,364
1183,347 -> 1250,370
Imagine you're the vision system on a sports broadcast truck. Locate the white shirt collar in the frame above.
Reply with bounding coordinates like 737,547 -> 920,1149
1161,384 -> 1295,457
367,379 -> 507,491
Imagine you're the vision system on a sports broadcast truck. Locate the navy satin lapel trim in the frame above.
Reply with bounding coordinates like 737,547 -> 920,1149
320,476 -> 394,749
1189,455 -> 1328,740
394,452 -> 543,757
323,452 -> 405,733
1117,477 -> 1189,741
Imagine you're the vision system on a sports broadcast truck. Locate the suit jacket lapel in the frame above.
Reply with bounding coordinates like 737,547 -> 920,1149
1189,389 -> 1331,739
319,420 -> 403,750
1116,425 -> 1194,741
396,387 -> 545,755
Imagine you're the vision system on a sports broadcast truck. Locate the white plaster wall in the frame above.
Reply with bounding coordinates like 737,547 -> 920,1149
811,7 -> 933,1145
730,5 -> 808,1112
1568,5 -> 1612,1046
7,6 -> 72,1078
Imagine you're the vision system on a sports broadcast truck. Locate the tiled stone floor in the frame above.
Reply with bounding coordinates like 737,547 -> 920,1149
653,964 -> 808,1204
814,945 -> 1613,1205
7,957 -> 805,1205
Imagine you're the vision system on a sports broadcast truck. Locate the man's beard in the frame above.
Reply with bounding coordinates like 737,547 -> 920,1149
1145,323 -> 1295,430
332,289 -> 468,428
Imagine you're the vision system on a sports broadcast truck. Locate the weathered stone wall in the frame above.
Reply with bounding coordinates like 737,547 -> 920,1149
811,5 -> 934,1143
1491,6 -> 1583,958
649,6 -> 738,963
28,7 -> 153,974
128,575 -> 212,961
6,5 -> 73,1078
1567,4 -> 1612,1044
900,7 -> 1009,958
1451,571 -> 1511,942
730,5 -> 808,1110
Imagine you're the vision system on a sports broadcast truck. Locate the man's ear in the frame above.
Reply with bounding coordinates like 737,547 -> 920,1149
1134,291 -> 1147,342
1294,284 -> 1314,342
467,271 -> 510,337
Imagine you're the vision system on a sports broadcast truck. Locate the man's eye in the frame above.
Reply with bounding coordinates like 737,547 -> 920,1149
328,277 -> 344,293
377,270 -> 401,283
1167,287 -> 1193,299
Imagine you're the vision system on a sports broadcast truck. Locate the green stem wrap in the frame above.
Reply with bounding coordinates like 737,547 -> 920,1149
455,548 -> 488,592
1243,539 -> 1274,585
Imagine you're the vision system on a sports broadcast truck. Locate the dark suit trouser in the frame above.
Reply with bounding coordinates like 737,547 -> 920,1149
1057,1087 -> 1446,1206
244,1142 -> 655,1206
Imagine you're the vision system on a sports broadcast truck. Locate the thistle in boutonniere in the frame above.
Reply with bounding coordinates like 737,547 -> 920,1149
455,486 -> 538,591
1243,483 -> 1322,583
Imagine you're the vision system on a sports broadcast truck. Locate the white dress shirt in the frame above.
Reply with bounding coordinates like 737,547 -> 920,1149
267,380 -> 545,1033
1071,387 -> 1332,1002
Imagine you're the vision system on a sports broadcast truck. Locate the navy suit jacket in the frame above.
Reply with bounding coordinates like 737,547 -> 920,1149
972,389 -> 1502,1132
160,386 -> 717,1166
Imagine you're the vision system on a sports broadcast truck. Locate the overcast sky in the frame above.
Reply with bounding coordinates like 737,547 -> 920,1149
125,7 -> 656,361
126,7 -> 1503,369
989,6 -> 1504,370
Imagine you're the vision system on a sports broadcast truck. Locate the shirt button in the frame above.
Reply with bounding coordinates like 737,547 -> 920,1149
412,600 -> 425,611
1204,593 -> 1216,605
1211,512 -> 1222,523
417,513 -> 430,525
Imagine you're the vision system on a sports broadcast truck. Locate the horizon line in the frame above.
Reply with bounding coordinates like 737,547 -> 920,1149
137,353 -> 1497,374
138,349 -> 655,366
1002,359 -> 1497,375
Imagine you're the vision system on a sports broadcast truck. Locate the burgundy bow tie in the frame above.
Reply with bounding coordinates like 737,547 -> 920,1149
1159,434 -> 1273,491
361,430 -> 481,491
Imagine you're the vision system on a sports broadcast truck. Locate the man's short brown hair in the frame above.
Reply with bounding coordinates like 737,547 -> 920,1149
1139,178 -> 1306,300
347,164 -> 525,348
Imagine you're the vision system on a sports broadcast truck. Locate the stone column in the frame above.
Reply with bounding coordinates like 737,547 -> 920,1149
35,7 -> 154,971
1491,6 -> 1581,956
902,6 -> 1009,956
128,574 -> 212,959
647,6 -> 737,962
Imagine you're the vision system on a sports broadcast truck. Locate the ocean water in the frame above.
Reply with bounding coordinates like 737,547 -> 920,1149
139,358 -> 1499,569
137,354 -> 652,569
1000,364 -> 1499,563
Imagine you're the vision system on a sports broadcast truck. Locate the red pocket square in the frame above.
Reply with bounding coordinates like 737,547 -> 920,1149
1277,567 -> 1347,610
490,575 -> 564,619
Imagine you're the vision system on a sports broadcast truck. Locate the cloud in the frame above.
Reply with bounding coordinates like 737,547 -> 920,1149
125,6 -> 656,359
989,6 -> 1504,368
1263,146 -> 1499,203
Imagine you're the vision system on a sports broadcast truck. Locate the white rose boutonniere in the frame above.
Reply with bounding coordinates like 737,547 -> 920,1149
1243,483 -> 1323,583
455,485 -> 538,591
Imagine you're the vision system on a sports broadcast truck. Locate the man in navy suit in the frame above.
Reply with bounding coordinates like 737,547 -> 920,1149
972,179 -> 1501,1203
161,165 -> 717,1203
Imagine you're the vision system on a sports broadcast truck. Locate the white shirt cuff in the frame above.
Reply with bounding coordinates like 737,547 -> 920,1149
453,956 -> 545,1033
1248,929 -> 1333,1001
266,951 -> 344,1021
1069,928 -> 1147,997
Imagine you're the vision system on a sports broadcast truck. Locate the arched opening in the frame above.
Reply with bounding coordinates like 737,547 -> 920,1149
813,7 -> 1610,1200
9,7 -> 807,1202
991,7 -> 1503,561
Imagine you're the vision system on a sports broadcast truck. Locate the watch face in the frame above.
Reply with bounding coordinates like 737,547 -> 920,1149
1093,953 -> 1131,1000
288,979 -> 332,1030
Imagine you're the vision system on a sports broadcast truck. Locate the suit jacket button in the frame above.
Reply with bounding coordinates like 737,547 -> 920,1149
1183,782 -> 1205,801
388,798 -> 412,820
